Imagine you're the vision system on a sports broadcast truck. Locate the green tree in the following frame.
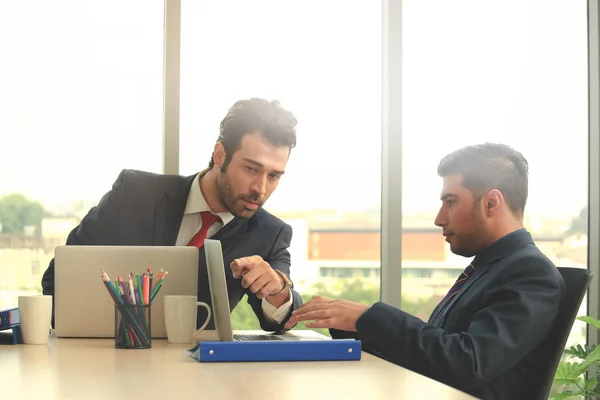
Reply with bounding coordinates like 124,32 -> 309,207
231,298 -> 262,330
295,279 -> 381,336
552,316 -> 600,399
568,206 -> 588,236
0,193 -> 45,234
305,279 -> 380,304
231,278 -> 443,336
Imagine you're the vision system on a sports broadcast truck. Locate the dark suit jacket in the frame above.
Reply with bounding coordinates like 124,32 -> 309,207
41,169 -> 303,332
331,230 -> 565,400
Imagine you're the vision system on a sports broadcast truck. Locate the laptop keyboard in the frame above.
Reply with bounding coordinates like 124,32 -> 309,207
234,334 -> 284,341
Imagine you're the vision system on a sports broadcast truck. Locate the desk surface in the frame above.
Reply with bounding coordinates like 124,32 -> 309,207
1,336 -> 476,400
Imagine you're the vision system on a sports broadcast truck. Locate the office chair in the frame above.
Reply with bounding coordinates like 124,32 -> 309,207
535,267 -> 593,400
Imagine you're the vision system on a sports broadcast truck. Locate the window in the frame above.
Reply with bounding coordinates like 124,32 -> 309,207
402,0 -> 588,380
0,0 -> 164,309
179,0 -> 382,330
31,260 -> 40,276
2,5 -> 592,372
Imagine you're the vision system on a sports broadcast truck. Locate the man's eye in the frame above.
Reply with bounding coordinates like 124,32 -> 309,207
245,166 -> 257,172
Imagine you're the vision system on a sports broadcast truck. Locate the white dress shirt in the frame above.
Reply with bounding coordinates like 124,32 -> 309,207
175,173 -> 293,324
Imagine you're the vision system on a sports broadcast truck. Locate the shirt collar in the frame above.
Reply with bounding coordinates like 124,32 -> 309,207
184,173 -> 235,227
472,228 -> 532,268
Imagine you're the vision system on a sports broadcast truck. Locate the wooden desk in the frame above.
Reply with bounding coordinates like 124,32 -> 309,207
1,337 -> 476,399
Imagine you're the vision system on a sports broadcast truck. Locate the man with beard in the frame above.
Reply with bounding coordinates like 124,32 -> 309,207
285,143 -> 566,399
42,98 -> 301,332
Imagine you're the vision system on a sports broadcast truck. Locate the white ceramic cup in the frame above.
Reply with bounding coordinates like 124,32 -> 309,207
164,295 -> 211,344
18,295 -> 52,345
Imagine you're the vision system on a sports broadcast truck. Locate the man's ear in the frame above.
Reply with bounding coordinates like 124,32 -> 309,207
483,189 -> 503,214
213,142 -> 226,168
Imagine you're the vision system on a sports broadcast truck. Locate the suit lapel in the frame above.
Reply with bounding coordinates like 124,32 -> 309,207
197,217 -> 248,285
152,174 -> 196,245
435,264 -> 489,326
428,302 -> 445,324
211,218 -> 248,255
428,263 -> 491,326
429,230 -> 534,327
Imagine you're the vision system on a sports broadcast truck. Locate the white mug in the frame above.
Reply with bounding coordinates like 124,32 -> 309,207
164,295 -> 211,344
18,295 -> 52,345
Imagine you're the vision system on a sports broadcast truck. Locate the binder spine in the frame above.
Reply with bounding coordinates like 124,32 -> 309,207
194,340 -> 362,362
0,308 -> 19,330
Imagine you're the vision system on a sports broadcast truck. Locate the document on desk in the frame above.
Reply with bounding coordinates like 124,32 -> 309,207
185,340 -> 362,362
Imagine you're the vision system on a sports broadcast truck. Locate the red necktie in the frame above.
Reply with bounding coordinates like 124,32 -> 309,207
187,211 -> 220,249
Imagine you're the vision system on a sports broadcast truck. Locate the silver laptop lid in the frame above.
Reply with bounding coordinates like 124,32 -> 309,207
203,239 -> 235,342
54,245 -> 199,338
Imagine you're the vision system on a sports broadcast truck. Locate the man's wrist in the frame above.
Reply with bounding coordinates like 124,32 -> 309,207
266,286 -> 291,307
270,269 -> 292,296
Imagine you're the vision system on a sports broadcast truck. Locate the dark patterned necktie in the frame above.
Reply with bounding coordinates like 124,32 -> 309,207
431,263 -> 476,326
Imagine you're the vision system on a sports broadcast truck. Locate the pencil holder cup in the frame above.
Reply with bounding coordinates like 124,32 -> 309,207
114,303 -> 152,349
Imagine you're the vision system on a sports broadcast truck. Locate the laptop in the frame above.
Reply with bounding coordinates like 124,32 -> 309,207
54,245 -> 199,338
203,238 -> 329,342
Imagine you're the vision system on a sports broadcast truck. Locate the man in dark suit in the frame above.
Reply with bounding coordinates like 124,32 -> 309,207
286,143 -> 565,399
42,98 -> 302,332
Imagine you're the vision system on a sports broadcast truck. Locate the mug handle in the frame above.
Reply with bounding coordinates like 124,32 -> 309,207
192,302 -> 212,338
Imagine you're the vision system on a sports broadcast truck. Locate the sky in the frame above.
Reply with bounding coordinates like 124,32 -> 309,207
0,0 -> 589,223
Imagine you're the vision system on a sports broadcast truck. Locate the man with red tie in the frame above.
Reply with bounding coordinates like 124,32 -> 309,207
42,98 -> 301,332
285,143 -> 566,400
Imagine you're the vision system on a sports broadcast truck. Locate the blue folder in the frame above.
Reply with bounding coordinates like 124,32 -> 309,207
0,307 -> 19,330
0,308 -> 22,344
186,339 -> 362,362
0,325 -> 23,344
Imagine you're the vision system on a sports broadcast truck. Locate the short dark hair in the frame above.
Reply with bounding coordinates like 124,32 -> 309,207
437,143 -> 529,217
208,98 -> 298,169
